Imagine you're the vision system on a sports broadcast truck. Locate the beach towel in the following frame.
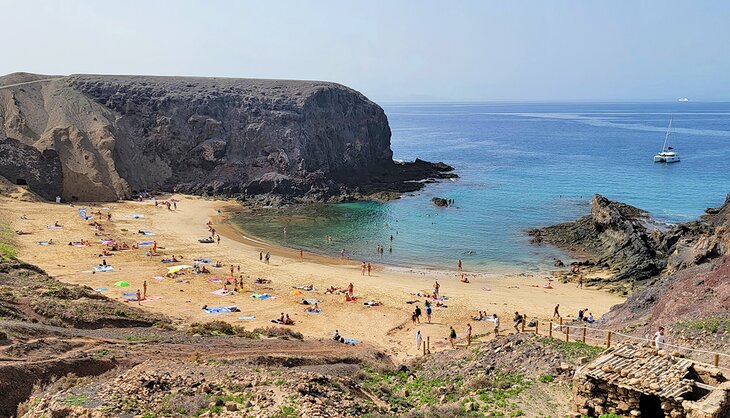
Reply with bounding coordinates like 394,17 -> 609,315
94,265 -> 114,272
196,258 -> 213,263
152,276 -> 165,281
198,238 -> 214,244
161,259 -> 179,263
482,288 -> 492,292
138,241 -> 154,246
305,309 -> 321,314
127,214 -> 144,219
114,281 -> 130,287
122,292 -> 136,296
141,231 -> 155,236
167,265 -> 193,274
204,306 -> 236,314
207,278 -> 222,283
72,242 -> 87,247
363,301 -> 380,307
211,289 -> 232,296
37,241 -> 50,245
343,338 -> 361,345
101,239 -> 115,245
95,287 -> 108,292
302,299 -> 320,305
47,225 -> 62,229
238,316 -> 257,321
251,293 -> 271,300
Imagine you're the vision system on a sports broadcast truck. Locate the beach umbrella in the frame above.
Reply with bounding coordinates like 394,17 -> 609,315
167,265 -> 193,274
290,289 -> 303,296
114,281 -> 130,287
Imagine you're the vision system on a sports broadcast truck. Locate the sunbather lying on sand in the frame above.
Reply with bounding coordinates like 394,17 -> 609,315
255,278 -> 271,284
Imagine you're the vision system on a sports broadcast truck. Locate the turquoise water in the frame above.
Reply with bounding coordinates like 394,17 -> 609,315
233,102 -> 730,272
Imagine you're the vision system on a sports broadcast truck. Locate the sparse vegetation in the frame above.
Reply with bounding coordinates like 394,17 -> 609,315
675,316 -> 730,335
537,337 -> 604,361
62,394 -> 88,407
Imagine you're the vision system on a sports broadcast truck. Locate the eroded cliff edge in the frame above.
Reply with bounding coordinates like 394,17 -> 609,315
0,72 -> 455,201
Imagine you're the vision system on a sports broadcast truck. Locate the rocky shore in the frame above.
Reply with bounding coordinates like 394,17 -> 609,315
529,193 -> 730,295
0,72 -> 455,203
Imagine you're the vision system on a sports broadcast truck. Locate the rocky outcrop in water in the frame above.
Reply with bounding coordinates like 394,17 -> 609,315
528,194 -> 665,291
0,73 -> 455,201
530,193 -> 730,294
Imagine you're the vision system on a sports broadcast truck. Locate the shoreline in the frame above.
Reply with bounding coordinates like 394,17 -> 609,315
224,204 -> 565,278
0,194 -> 625,361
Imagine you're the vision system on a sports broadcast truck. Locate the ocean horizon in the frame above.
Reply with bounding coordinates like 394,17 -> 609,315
232,101 -> 730,273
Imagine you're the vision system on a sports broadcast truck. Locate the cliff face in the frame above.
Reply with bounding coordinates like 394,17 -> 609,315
0,73 -> 452,201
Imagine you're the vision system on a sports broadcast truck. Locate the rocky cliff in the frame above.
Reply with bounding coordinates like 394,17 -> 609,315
0,73 -> 454,201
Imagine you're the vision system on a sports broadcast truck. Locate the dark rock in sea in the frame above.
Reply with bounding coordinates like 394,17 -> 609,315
0,73 -> 456,201
0,136 -> 62,200
527,194 -> 665,293
432,197 -> 449,207
530,192 -> 730,295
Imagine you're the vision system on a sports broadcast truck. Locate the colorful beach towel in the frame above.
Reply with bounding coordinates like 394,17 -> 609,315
95,287 -> 108,292
122,292 -> 136,296
238,315 -> 257,320
343,338 -> 361,345
152,276 -> 165,281
196,258 -> 213,263
305,309 -> 321,314
211,289 -> 233,296
37,241 -> 50,245
204,306 -> 239,314
94,265 -> 114,272
138,241 -> 154,246
251,293 -> 272,300
207,277 -> 222,283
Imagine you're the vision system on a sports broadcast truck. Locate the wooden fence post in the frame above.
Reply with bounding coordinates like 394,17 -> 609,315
606,331 -> 612,348
559,317 -> 563,332
549,321 -> 553,338
535,321 -> 539,335
427,336 -> 430,354
714,353 -> 719,367
566,326 -> 570,342
423,340 -> 426,356
582,326 -> 587,344
521,319 -> 525,333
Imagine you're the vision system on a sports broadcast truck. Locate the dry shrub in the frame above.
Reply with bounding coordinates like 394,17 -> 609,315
253,326 -> 303,340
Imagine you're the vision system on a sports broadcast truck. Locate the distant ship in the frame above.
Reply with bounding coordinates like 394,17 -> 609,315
654,119 -> 680,163
678,97 -> 689,102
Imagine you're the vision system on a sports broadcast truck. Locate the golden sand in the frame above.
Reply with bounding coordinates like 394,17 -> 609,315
1,195 -> 624,361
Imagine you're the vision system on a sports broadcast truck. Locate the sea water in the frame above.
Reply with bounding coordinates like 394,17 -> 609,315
232,102 -> 730,273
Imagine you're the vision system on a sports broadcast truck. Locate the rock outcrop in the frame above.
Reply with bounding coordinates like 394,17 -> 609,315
0,73 -> 455,201
0,136 -> 62,200
528,194 -> 665,291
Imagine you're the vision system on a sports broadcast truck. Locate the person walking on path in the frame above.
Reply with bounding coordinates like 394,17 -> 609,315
416,330 -> 423,350
513,312 -> 524,333
426,305 -> 432,323
414,306 -> 422,324
553,304 -> 560,319
654,326 -> 666,348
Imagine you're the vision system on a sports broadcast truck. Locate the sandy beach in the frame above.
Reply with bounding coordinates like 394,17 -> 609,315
1,195 -> 625,361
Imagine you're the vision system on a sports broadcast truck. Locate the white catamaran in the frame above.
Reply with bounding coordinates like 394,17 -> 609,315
654,119 -> 680,163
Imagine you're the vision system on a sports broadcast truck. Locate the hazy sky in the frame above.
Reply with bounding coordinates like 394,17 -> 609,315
3,1 -> 729,101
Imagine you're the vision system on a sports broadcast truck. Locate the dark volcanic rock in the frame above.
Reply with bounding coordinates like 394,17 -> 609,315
432,197 -> 449,207
0,73 -> 456,201
528,194 -> 665,292
0,136 -> 62,200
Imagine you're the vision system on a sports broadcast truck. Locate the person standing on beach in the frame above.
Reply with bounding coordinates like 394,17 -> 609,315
142,280 -> 148,300
465,323 -> 472,346
265,252 -> 270,264
136,289 -> 142,306
553,304 -> 561,319
341,249 -> 345,259
513,312 -> 523,333
173,201 -> 177,210
152,241 -> 157,254
493,314 -> 500,336
361,262 -> 366,276
414,305 -> 422,324
426,305 -> 432,323
299,249 -> 303,259
217,235 -> 221,245
577,274 -> 583,288
449,326 -> 457,349
457,259 -> 462,271
367,263 -> 371,276
416,330 -> 423,350
433,281 -> 440,298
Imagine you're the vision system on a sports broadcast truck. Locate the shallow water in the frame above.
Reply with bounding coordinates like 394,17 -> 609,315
232,102 -> 730,273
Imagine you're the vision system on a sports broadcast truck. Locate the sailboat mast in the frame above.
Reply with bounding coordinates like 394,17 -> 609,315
661,118 -> 672,152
